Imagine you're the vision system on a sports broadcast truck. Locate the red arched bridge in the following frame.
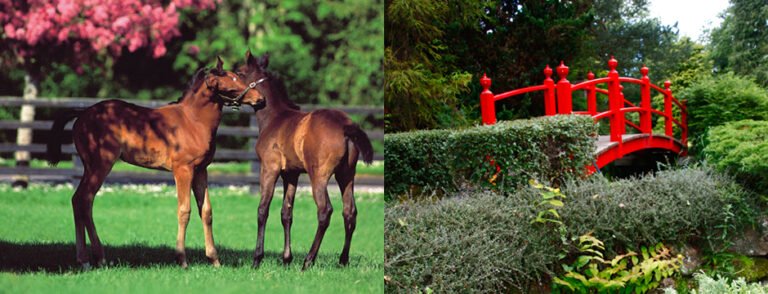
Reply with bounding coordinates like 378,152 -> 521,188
479,57 -> 688,174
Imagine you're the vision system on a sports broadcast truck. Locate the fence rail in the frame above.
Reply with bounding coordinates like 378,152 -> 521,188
0,97 -> 383,187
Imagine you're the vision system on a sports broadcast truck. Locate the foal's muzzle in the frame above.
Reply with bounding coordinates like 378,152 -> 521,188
219,77 -> 267,109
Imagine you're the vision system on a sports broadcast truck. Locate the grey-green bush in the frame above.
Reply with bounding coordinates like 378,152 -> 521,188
384,115 -> 596,200
384,166 -> 757,292
558,166 -> 756,252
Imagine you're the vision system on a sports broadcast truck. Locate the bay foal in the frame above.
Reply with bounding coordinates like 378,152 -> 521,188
47,57 -> 265,269
237,51 -> 373,270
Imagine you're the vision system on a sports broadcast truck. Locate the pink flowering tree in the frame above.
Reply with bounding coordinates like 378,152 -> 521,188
0,0 -> 217,187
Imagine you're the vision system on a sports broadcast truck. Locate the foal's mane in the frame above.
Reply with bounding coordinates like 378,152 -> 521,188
263,70 -> 300,110
170,67 -> 209,104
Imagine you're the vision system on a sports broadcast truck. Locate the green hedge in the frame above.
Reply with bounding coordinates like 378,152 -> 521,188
704,119 -> 768,193
384,115 -> 596,200
384,166 -> 757,292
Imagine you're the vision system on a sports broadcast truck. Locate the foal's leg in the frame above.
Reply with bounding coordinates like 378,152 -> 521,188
303,172 -> 333,271
192,168 -> 220,266
280,171 -> 300,265
72,142 -> 117,269
172,164 -> 194,268
252,165 -> 280,268
335,164 -> 357,266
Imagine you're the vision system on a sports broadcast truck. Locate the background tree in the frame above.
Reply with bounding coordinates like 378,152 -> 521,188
710,0 -> 768,87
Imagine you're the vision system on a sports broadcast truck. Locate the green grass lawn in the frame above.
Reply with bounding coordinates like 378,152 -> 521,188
0,158 -> 384,176
0,184 -> 383,293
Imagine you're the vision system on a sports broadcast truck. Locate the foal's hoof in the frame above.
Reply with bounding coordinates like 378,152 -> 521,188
339,255 -> 349,266
252,259 -> 262,269
302,260 -> 313,271
282,255 -> 293,265
210,258 -> 221,268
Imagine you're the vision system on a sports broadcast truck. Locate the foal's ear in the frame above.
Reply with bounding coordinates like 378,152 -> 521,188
215,56 -> 224,73
258,53 -> 269,69
245,49 -> 256,67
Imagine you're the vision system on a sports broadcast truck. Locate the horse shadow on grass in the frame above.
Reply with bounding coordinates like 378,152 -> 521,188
0,240 -> 374,274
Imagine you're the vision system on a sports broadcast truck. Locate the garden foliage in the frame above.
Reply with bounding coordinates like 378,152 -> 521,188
704,120 -> 768,193
384,115 -> 595,200
553,235 -> 682,294
384,166 -> 756,292
677,73 -> 768,153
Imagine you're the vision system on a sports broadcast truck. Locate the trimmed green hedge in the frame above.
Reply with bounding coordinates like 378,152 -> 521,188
384,115 -> 596,200
704,119 -> 768,193
384,166 -> 757,292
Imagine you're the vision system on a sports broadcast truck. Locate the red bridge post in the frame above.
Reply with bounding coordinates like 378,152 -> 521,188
543,65 -> 556,116
664,80 -> 672,137
587,71 -> 596,115
556,61 -> 572,114
608,56 -> 624,142
681,99 -> 688,147
480,73 -> 496,125
640,65 -> 652,133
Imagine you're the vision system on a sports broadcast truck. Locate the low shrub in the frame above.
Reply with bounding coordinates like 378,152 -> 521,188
384,115 -> 595,201
384,166 -> 757,292
704,120 -> 768,193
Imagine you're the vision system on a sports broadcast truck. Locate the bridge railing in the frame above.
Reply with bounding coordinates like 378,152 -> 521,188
479,57 -> 688,150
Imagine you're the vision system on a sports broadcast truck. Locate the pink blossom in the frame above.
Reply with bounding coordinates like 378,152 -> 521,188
111,16 -> 130,32
153,42 -> 167,58
4,24 -> 15,38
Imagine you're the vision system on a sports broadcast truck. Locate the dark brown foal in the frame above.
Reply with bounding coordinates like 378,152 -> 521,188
237,51 -> 373,270
47,57 -> 265,269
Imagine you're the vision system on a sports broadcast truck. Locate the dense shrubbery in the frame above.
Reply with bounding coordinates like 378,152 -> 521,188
384,166 -> 757,292
704,120 -> 768,193
384,115 -> 595,200
678,73 -> 768,153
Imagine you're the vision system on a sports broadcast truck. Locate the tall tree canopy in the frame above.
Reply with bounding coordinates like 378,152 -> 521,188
709,0 -> 768,87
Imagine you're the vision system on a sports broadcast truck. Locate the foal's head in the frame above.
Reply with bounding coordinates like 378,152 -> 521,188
206,57 -> 266,108
237,50 -> 300,111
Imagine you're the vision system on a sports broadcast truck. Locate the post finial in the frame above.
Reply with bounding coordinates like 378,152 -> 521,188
587,71 -> 595,80
557,61 -> 569,80
664,80 -> 671,90
608,56 -> 618,72
480,73 -> 491,90
543,65 -> 553,79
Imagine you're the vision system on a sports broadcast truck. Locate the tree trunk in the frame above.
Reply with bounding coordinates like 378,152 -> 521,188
12,72 -> 38,188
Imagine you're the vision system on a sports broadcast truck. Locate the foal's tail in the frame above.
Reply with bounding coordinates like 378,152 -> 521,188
47,110 -> 82,166
344,124 -> 373,165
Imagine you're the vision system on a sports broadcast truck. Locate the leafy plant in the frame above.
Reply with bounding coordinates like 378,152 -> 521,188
553,234 -> 683,293
529,179 -> 566,225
